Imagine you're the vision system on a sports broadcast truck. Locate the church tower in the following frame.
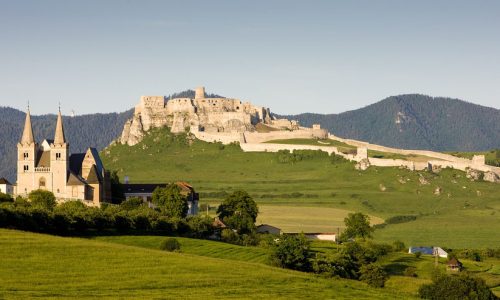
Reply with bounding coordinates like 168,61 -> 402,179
50,109 -> 69,198
17,108 -> 37,196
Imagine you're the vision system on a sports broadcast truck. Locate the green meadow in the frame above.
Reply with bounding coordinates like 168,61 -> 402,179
0,229 -> 412,299
102,128 -> 500,248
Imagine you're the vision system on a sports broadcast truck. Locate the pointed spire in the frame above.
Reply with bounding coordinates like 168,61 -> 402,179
54,106 -> 66,145
20,106 -> 35,145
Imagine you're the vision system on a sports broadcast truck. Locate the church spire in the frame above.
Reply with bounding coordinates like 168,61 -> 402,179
20,106 -> 35,144
54,106 -> 66,145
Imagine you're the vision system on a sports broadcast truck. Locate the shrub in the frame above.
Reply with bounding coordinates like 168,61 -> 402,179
28,190 -> 56,210
419,273 -> 495,300
159,238 -> 181,252
385,215 -> 417,224
359,264 -> 388,288
312,253 -> 360,279
269,233 -> 311,271
0,192 -> 13,203
120,197 -> 145,211
415,251 -> 422,258
403,266 -> 417,277
392,240 -> 406,252
186,215 -> 214,238
221,228 -> 240,244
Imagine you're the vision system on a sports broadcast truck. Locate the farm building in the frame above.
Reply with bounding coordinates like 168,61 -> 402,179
408,246 -> 448,258
256,224 -> 282,235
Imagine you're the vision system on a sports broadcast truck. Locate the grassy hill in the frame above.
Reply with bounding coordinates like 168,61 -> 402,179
0,229 -> 411,299
95,235 -> 500,297
101,127 -> 500,248
281,94 -> 500,152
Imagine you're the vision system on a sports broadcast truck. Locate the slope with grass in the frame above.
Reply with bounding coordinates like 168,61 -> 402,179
101,127 -> 500,248
0,229 -> 411,299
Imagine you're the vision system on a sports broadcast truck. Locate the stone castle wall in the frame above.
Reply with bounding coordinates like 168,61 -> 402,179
120,87 -> 272,145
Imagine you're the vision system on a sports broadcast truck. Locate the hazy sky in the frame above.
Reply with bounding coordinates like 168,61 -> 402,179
1,0 -> 499,115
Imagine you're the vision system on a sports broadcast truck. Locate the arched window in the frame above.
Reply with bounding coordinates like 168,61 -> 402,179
39,177 -> 46,189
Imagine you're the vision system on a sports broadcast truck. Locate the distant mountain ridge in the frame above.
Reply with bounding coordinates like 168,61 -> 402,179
2,93 -> 499,183
0,107 -> 133,182
279,94 -> 500,152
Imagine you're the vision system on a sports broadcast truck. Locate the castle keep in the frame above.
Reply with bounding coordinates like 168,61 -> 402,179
121,87 -> 274,145
16,109 -> 111,206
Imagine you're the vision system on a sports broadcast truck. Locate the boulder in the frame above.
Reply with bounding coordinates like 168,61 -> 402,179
483,172 -> 500,183
355,159 -> 370,171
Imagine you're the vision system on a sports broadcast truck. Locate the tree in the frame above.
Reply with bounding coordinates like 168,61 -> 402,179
28,189 -> 56,210
0,192 -> 13,203
109,170 -> 125,203
217,190 -> 258,234
359,264 -> 388,288
152,184 -> 188,218
269,233 -> 311,271
342,212 -> 373,240
419,273 -> 496,300
120,197 -> 145,211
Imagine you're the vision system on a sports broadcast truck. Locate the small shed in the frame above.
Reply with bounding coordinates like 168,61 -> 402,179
256,224 -> 282,235
447,257 -> 463,272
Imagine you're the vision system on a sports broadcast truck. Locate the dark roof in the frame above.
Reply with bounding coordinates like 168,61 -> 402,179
89,148 -> 104,175
0,178 -> 11,185
123,183 -> 168,194
67,172 -> 86,186
447,257 -> 462,266
86,165 -> 102,184
69,153 -> 86,175
36,151 -> 51,168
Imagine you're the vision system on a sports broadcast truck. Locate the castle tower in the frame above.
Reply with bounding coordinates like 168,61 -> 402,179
195,86 -> 205,99
50,109 -> 69,198
17,108 -> 37,196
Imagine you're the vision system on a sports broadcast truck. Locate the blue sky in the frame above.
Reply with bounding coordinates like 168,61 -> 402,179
1,0 -> 499,115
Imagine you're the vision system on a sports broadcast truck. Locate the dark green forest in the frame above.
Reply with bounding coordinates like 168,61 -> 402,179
280,94 -> 500,152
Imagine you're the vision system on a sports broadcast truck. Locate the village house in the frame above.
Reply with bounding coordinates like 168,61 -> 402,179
0,178 -> 13,195
122,181 -> 199,215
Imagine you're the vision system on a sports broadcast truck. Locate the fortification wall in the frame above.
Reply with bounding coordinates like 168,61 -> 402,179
243,129 -> 328,143
239,143 -> 339,155
329,133 -> 470,163
191,130 -> 242,144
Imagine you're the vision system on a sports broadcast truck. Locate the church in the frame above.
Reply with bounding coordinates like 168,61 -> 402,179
15,109 -> 111,206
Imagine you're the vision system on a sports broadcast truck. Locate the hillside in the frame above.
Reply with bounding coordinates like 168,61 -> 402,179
280,94 -> 500,152
0,107 -> 133,181
0,229 -> 409,299
102,127 -> 500,248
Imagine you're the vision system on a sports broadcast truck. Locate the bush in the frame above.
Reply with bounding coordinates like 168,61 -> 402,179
359,264 -> 388,288
419,273 -> 496,300
385,215 -> 417,224
415,251 -> 422,258
120,197 -> 145,211
221,228 -> 240,244
392,240 -> 406,252
403,266 -> 417,277
269,234 -> 311,271
28,190 -> 56,210
0,192 -> 13,203
186,215 -> 214,238
312,253 -> 360,279
159,238 -> 181,252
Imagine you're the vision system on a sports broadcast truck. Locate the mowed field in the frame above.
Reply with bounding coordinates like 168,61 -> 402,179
257,205 -> 384,233
102,128 -> 500,248
0,229 -> 412,299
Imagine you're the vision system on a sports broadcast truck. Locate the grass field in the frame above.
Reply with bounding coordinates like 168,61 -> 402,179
101,127 -> 500,249
0,229 -> 413,299
96,235 -> 500,298
257,205 -> 384,233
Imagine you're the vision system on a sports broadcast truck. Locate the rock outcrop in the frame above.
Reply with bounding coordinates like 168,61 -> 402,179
120,87 -> 273,145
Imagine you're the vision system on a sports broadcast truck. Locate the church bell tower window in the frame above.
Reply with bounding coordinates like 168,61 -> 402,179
56,152 -> 61,160
23,152 -> 29,160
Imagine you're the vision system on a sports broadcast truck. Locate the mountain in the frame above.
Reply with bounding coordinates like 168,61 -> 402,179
279,94 -> 500,152
0,107 -> 133,182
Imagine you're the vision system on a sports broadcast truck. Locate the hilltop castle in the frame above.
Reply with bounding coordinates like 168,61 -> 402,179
15,109 -> 111,206
120,86 -> 326,145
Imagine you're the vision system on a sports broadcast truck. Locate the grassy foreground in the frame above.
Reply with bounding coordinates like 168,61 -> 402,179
0,229 -> 412,299
102,128 -> 500,248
